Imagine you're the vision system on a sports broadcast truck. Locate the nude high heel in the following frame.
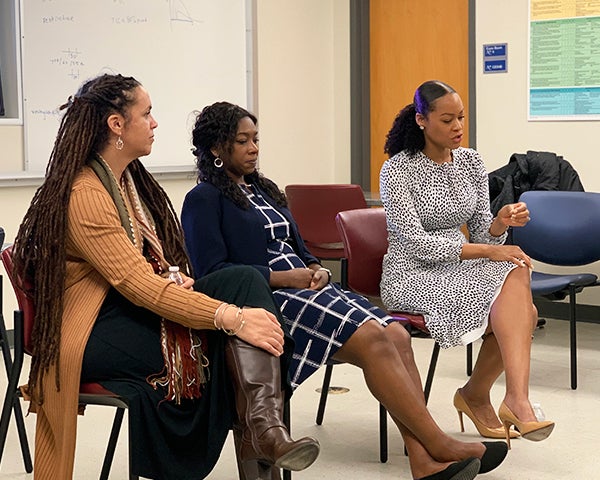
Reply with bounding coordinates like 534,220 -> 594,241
498,401 -> 555,449
453,389 -> 519,439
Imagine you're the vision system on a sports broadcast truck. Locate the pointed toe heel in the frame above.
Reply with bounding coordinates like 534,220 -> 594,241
453,389 -> 519,439
498,401 -> 555,449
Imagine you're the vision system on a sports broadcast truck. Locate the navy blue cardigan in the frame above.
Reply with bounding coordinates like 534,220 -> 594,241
182,182 -> 320,281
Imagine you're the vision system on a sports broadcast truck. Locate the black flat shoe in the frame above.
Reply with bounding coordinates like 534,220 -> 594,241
417,457 -> 481,480
479,441 -> 508,473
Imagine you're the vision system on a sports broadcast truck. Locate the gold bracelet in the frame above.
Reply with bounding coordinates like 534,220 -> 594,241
213,303 -> 228,330
215,303 -> 236,330
224,307 -> 245,336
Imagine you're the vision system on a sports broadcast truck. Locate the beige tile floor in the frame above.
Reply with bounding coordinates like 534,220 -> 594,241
1,317 -> 599,479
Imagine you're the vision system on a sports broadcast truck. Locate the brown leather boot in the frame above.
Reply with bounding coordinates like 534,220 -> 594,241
233,427 -> 281,480
225,337 -> 320,472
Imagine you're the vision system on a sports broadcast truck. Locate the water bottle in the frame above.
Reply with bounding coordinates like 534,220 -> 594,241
532,402 -> 545,421
168,265 -> 184,286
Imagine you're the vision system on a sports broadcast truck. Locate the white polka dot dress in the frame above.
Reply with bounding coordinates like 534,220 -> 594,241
379,147 -> 517,348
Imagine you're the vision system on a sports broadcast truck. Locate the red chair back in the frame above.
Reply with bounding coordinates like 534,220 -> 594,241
1,246 -> 35,355
285,184 -> 368,259
335,208 -> 428,331
335,207 -> 387,297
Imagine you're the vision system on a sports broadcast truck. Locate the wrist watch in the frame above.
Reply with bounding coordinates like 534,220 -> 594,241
318,267 -> 332,282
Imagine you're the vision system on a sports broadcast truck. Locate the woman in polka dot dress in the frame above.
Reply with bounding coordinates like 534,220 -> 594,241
380,80 -> 555,447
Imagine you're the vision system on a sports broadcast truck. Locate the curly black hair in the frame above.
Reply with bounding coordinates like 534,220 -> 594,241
191,101 -> 287,209
384,80 -> 456,157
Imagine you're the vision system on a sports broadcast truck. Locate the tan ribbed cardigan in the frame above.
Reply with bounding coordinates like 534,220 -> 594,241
33,167 -> 222,479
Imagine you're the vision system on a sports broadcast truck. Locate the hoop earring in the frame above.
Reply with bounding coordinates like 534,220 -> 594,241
213,157 -> 223,168
115,136 -> 124,150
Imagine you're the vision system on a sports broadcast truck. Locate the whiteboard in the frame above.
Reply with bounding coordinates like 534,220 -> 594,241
20,0 -> 250,174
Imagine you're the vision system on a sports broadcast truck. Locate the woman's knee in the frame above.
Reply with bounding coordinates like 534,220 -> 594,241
337,321 -> 397,364
386,321 -> 412,351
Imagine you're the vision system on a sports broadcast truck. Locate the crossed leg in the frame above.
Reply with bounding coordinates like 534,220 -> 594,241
332,321 -> 487,478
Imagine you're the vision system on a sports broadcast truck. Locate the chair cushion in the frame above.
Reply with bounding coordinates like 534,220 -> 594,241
530,271 -> 598,296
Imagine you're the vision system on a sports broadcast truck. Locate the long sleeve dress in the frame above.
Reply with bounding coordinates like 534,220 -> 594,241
33,166 -> 289,480
379,147 -> 517,348
181,182 -> 395,388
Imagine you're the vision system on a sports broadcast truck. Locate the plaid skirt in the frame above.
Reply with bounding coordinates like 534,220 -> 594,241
274,282 -> 393,388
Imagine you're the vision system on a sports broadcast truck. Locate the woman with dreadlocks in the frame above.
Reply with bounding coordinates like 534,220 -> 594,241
11,74 -> 319,480
181,101 -> 511,480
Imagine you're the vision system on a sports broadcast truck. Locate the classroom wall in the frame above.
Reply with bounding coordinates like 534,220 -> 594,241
0,0 -> 352,323
2,1 -> 600,313
476,0 -> 600,305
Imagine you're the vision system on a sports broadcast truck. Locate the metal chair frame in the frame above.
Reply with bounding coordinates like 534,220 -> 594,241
0,244 -> 138,479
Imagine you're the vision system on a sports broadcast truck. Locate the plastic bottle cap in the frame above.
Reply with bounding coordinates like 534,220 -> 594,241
169,266 -> 179,272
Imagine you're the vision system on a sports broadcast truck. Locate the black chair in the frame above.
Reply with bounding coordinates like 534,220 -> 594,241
0,228 -> 33,473
512,190 -> 600,390
0,244 -> 138,479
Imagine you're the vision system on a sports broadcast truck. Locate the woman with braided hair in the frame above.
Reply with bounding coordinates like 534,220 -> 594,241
11,74 -> 319,480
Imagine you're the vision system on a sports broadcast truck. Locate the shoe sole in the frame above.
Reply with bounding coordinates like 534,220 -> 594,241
450,458 -> 481,480
521,423 -> 554,441
274,443 -> 320,471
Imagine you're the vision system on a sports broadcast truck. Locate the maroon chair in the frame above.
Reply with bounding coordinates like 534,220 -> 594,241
0,245 -> 138,479
314,208 -> 472,459
284,184 -> 368,260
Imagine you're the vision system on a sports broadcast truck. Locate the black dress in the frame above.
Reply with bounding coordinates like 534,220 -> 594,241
82,265 -> 293,480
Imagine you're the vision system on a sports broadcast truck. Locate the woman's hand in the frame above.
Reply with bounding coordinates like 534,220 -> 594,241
487,244 -> 533,269
179,275 -> 195,290
270,268 -> 313,289
497,202 -> 530,228
309,269 -> 329,290
222,307 -> 285,356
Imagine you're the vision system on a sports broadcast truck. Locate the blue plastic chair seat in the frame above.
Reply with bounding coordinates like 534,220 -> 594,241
530,271 -> 598,297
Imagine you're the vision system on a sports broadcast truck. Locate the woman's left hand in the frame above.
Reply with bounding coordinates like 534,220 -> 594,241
497,202 -> 530,228
309,269 -> 329,290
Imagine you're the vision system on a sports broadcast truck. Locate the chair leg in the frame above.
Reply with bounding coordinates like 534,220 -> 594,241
315,364 -> 334,425
423,343 -> 440,404
378,403 -> 388,463
569,287 -> 577,390
466,343 -> 473,376
1,325 -> 33,472
99,407 -> 126,480
282,401 -> 291,480
12,398 -> 32,473
0,311 -> 32,473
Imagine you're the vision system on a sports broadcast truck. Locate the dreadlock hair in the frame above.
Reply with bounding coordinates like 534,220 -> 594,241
384,80 -> 456,157
191,101 -> 287,209
11,73 -> 187,405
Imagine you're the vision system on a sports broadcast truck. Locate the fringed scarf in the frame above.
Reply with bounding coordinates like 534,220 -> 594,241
90,155 -> 209,404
